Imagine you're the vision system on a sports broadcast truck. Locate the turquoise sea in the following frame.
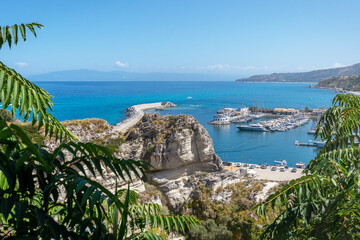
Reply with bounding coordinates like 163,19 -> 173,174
35,81 -> 336,167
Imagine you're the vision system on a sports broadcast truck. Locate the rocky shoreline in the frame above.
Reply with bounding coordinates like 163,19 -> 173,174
48,102 -> 288,212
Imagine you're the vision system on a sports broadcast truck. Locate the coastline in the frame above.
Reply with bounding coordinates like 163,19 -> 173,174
114,102 -> 177,133
315,86 -> 360,96
235,81 -> 318,84
345,90 -> 360,95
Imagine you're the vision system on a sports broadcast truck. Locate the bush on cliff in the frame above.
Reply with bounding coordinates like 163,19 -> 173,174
184,181 -> 280,240
0,109 -> 15,122
186,219 -> 233,240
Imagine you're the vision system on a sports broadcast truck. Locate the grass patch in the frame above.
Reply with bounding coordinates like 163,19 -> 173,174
146,144 -> 154,153
16,124 -> 44,145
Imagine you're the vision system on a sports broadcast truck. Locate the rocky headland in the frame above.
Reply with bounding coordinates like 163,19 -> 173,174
44,102 -> 279,212
315,75 -> 360,92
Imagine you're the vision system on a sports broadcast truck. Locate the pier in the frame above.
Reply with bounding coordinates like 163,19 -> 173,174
114,102 -> 177,133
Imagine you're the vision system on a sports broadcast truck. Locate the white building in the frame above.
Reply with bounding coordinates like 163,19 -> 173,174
213,114 -> 230,122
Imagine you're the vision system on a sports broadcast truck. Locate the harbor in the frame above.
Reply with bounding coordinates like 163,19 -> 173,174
208,107 -> 265,125
206,104 -> 328,167
209,105 -> 323,133
237,115 -> 310,132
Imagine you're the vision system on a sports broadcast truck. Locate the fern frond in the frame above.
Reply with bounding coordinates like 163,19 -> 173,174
0,23 -> 43,48
52,142 -> 150,182
316,94 -> 360,142
254,174 -> 330,216
0,61 -> 77,141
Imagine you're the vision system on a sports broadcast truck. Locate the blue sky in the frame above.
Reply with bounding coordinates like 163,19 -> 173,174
1,0 -> 360,76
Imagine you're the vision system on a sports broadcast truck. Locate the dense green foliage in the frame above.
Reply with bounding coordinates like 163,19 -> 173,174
0,23 -> 199,239
0,23 -> 43,49
186,219 -> 233,240
316,75 -> 360,91
184,181 -> 280,240
0,109 -> 15,122
256,94 -> 360,239
16,123 -> 44,145
0,121 -> 150,238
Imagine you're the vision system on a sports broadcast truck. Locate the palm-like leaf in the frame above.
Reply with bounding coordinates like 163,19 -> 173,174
0,22 -> 43,48
255,94 -> 360,239
0,61 -> 78,141
0,22 -> 77,141
110,188 -> 200,239
0,21 -> 200,239
0,119 -> 151,238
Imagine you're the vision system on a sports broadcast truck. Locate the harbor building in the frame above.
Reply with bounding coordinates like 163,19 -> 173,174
273,108 -> 299,115
312,108 -> 327,115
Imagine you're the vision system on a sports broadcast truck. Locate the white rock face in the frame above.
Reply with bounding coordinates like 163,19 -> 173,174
45,113 -> 223,199
117,113 -> 223,172
148,170 -> 245,211
44,114 -> 276,211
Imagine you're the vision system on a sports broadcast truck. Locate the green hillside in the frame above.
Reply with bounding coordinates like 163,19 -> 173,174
316,75 -> 360,91
236,63 -> 360,82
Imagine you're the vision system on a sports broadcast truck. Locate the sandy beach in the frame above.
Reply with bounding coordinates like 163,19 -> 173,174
224,163 -> 304,181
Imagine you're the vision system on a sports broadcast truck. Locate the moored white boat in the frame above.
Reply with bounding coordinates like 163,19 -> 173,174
237,123 -> 269,132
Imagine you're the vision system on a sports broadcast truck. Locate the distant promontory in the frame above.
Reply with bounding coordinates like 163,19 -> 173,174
236,63 -> 360,83
315,75 -> 360,91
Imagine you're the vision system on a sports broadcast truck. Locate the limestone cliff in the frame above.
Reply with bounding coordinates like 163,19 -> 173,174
58,113 -> 223,173
118,113 -> 223,172
44,114 -> 275,211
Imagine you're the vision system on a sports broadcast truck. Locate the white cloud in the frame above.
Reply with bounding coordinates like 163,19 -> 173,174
243,65 -> 256,70
198,64 -> 257,71
206,64 -> 226,70
15,62 -> 28,67
114,61 -> 128,67
331,62 -> 344,68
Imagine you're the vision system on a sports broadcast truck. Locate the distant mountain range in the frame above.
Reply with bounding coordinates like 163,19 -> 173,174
236,63 -> 360,82
28,69 -> 240,82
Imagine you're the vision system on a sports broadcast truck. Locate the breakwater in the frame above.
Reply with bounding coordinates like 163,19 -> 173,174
114,102 -> 177,133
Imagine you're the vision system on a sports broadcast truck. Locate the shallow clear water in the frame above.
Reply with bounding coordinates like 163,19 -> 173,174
35,81 -> 336,167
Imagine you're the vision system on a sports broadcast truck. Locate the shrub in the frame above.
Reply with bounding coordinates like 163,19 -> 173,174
146,144 -> 155,153
186,219 -> 232,240
0,109 -> 15,122
184,181 -> 279,240
16,124 -> 44,145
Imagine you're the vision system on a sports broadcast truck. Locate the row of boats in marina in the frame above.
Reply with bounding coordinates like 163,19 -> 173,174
295,140 -> 325,148
236,115 -> 310,132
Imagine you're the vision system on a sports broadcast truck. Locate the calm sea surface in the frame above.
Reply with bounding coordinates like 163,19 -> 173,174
35,81 -> 336,167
